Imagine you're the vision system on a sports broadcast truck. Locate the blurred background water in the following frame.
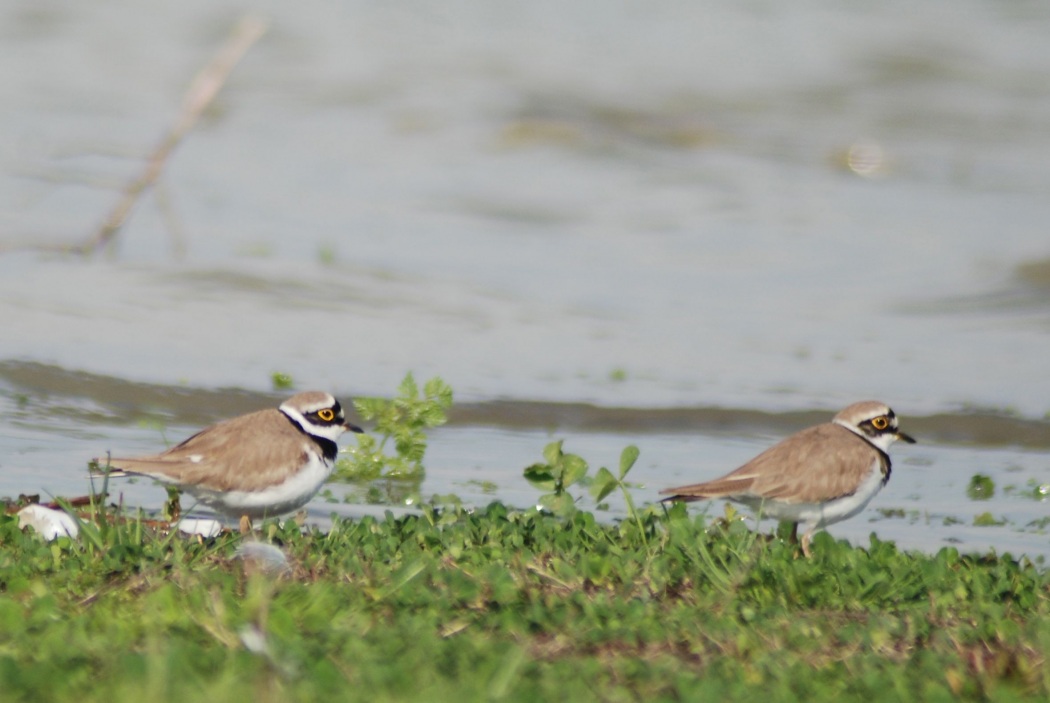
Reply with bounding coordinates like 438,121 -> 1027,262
1,1 -> 1048,558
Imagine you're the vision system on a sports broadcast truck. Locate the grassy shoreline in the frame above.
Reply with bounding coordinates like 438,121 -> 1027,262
2,502 -> 1048,701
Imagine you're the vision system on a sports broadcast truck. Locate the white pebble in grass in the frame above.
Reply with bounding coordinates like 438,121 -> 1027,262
17,505 -> 79,541
235,541 -> 291,574
176,517 -> 224,538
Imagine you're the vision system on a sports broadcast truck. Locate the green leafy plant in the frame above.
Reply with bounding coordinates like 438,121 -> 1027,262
334,373 -> 453,481
974,512 -> 1006,527
317,244 -> 337,266
1024,478 -> 1050,501
589,445 -> 647,543
270,371 -> 294,391
523,440 -> 590,517
966,473 -> 995,501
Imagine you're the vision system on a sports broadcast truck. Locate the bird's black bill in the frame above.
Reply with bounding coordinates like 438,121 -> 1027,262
344,422 -> 365,433
896,430 -> 917,444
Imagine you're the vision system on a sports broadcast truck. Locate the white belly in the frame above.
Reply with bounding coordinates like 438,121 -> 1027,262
188,450 -> 333,519
736,460 -> 886,532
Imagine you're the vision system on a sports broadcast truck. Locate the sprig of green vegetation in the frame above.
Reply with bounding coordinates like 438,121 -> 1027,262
523,440 -> 589,517
589,445 -> 649,544
1024,478 -> 1050,501
333,373 -> 452,482
525,442 -> 661,546
967,473 -> 995,500
270,371 -> 295,391
974,511 -> 1007,527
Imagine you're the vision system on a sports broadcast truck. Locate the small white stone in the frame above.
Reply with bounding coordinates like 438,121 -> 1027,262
235,541 -> 291,574
239,624 -> 270,655
176,517 -> 224,538
17,504 -> 79,541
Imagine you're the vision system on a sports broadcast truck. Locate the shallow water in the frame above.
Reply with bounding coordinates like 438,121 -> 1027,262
1,3 -> 1049,558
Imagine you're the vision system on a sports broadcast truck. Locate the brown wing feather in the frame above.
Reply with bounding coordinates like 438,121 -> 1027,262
660,423 -> 881,504
101,409 -> 313,492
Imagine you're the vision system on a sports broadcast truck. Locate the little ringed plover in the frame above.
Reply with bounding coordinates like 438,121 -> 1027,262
93,391 -> 362,528
660,400 -> 915,556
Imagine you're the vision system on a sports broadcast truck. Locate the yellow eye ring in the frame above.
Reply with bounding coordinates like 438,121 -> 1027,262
871,416 -> 889,431
317,408 -> 336,422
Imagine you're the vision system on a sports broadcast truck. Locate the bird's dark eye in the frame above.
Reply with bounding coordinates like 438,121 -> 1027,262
871,416 -> 889,430
317,408 -> 336,422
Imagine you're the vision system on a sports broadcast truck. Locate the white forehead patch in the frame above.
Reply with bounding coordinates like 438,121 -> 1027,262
281,392 -> 337,416
832,401 -> 891,428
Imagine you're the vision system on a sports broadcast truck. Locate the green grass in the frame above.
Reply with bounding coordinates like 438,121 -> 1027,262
2,502 -> 1048,702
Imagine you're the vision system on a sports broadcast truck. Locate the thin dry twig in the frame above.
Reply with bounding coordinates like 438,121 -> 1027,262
85,15 -> 268,255
6,14 -> 268,255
